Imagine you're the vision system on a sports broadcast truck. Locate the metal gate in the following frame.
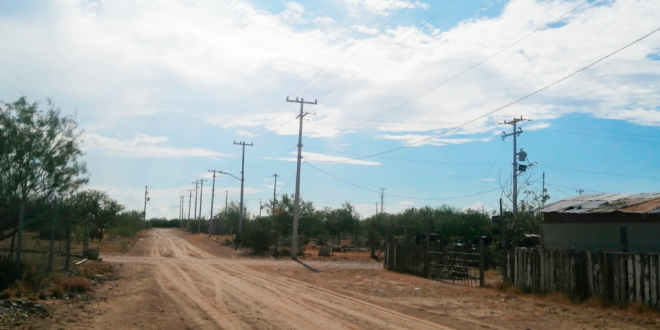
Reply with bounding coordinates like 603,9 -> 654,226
428,249 -> 480,286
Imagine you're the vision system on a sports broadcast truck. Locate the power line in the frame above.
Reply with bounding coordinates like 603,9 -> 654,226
547,128 -> 660,145
304,145 -> 508,166
333,0 -> 590,133
545,183 -> 604,194
538,165 -> 660,181
300,0 -> 417,96
317,0 -> 457,99
550,122 -> 660,139
305,161 -> 500,201
315,25 -> 660,163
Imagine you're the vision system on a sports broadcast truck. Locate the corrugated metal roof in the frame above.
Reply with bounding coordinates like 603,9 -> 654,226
540,193 -> 660,214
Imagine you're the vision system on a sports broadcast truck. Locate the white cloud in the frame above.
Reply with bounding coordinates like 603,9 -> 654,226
523,122 -> 552,131
375,135 -> 492,146
344,0 -> 429,14
264,151 -> 380,166
83,133 -> 229,158
236,130 -> 258,137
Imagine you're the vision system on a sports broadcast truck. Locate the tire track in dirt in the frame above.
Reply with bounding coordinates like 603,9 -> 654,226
163,230 -> 455,330
117,229 -> 458,330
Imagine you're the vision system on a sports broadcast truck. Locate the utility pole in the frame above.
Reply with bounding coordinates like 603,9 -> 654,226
500,116 -> 531,217
192,181 -> 200,229
208,170 -> 221,222
286,96 -> 317,260
225,190 -> 228,213
577,189 -> 585,195
379,188 -> 386,214
186,189 -> 194,230
143,186 -> 149,229
234,141 -> 253,233
197,179 -> 208,234
180,195 -> 185,228
271,174 -> 279,215
376,202 -> 378,214
259,199 -> 262,217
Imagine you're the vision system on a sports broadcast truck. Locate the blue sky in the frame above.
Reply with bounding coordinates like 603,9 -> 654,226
1,0 -> 659,218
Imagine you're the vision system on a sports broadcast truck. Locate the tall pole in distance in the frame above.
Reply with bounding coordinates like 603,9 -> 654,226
271,174 -> 279,215
143,186 -> 149,229
225,190 -> 228,213
197,179 -> 208,234
208,170 -> 220,221
286,96 -> 317,260
186,189 -> 194,230
379,188 -> 386,214
234,141 -> 253,233
577,189 -> 585,195
259,199 -> 262,217
500,116 -> 531,217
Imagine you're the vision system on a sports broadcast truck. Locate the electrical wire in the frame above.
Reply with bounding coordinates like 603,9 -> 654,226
300,0 -> 417,96
316,0 -> 457,99
316,25 -> 660,163
551,122 -> 660,139
544,183 -> 605,194
333,0 -> 590,132
305,161 -> 500,201
538,165 -> 660,181
547,128 -> 660,145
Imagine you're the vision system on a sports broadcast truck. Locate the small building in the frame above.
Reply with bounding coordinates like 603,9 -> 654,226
540,193 -> 660,253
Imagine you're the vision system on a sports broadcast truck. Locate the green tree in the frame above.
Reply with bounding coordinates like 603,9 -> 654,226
325,202 -> 359,245
0,97 -> 88,241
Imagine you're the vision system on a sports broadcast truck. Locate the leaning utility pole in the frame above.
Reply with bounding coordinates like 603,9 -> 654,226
500,116 -> 531,217
577,189 -> 585,195
379,188 -> 386,214
143,186 -> 149,228
234,141 -> 253,233
286,96 -> 317,260
186,189 -> 194,230
271,174 -> 279,215
197,179 -> 208,234
208,170 -> 221,222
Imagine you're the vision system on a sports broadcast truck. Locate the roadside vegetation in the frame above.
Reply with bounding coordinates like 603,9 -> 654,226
0,97 -> 147,300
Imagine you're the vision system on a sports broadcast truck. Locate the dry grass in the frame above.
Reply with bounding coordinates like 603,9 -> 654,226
542,292 -> 573,305
53,275 -> 91,293
493,281 -> 524,295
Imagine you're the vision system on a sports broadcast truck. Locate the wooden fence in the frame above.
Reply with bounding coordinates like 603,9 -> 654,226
506,248 -> 660,307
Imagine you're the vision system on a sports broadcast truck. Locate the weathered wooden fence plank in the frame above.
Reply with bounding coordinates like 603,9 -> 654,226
635,255 -> 642,303
628,254 -> 635,302
651,255 -> 658,306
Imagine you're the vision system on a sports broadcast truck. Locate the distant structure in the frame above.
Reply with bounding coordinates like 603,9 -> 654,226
541,193 -> 660,253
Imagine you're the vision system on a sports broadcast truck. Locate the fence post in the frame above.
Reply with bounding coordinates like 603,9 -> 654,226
14,204 -> 25,281
479,239 -> 485,287
65,221 -> 71,270
48,203 -> 58,273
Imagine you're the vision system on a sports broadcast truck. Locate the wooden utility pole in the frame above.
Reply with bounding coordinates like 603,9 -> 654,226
286,96 -> 317,259
234,141 -> 253,233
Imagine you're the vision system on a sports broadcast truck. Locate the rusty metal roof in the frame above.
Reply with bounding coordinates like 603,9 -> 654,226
540,193 -> 660,214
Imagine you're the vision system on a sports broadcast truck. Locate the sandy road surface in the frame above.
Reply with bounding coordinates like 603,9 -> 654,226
104,229 -> 455,330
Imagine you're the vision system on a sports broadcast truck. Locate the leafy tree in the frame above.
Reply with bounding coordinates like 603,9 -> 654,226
0,97 -> 88,241
324,202 -> 359,245
69,190 -> 125,241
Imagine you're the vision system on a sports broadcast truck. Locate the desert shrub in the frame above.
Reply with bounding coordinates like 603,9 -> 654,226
0,253 -> 27,292
53,275 -> 91,293
240,218 -> 272,254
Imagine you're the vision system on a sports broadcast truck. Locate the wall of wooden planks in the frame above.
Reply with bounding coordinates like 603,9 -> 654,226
507,248 -> 659,307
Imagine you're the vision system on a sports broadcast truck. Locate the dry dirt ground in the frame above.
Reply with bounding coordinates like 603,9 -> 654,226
20,228 -> 660,330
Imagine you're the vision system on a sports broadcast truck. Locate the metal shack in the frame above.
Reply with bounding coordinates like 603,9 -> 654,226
541,193 -> 660,253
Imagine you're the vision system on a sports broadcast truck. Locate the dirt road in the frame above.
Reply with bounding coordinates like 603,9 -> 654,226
101,229 -> 455,330
41,228 -> 656,330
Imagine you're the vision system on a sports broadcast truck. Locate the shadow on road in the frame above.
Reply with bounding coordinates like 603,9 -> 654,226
294,260 -> 320,273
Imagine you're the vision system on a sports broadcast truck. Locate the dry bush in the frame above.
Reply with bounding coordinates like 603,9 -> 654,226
0,290 -> 11,300
53,275 -> 91,293
494,281 -> 524,295
582,296 -> 606,309
542,292 -> 573,305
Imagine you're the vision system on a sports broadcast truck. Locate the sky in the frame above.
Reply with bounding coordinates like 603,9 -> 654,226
1,0 -> 659,219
